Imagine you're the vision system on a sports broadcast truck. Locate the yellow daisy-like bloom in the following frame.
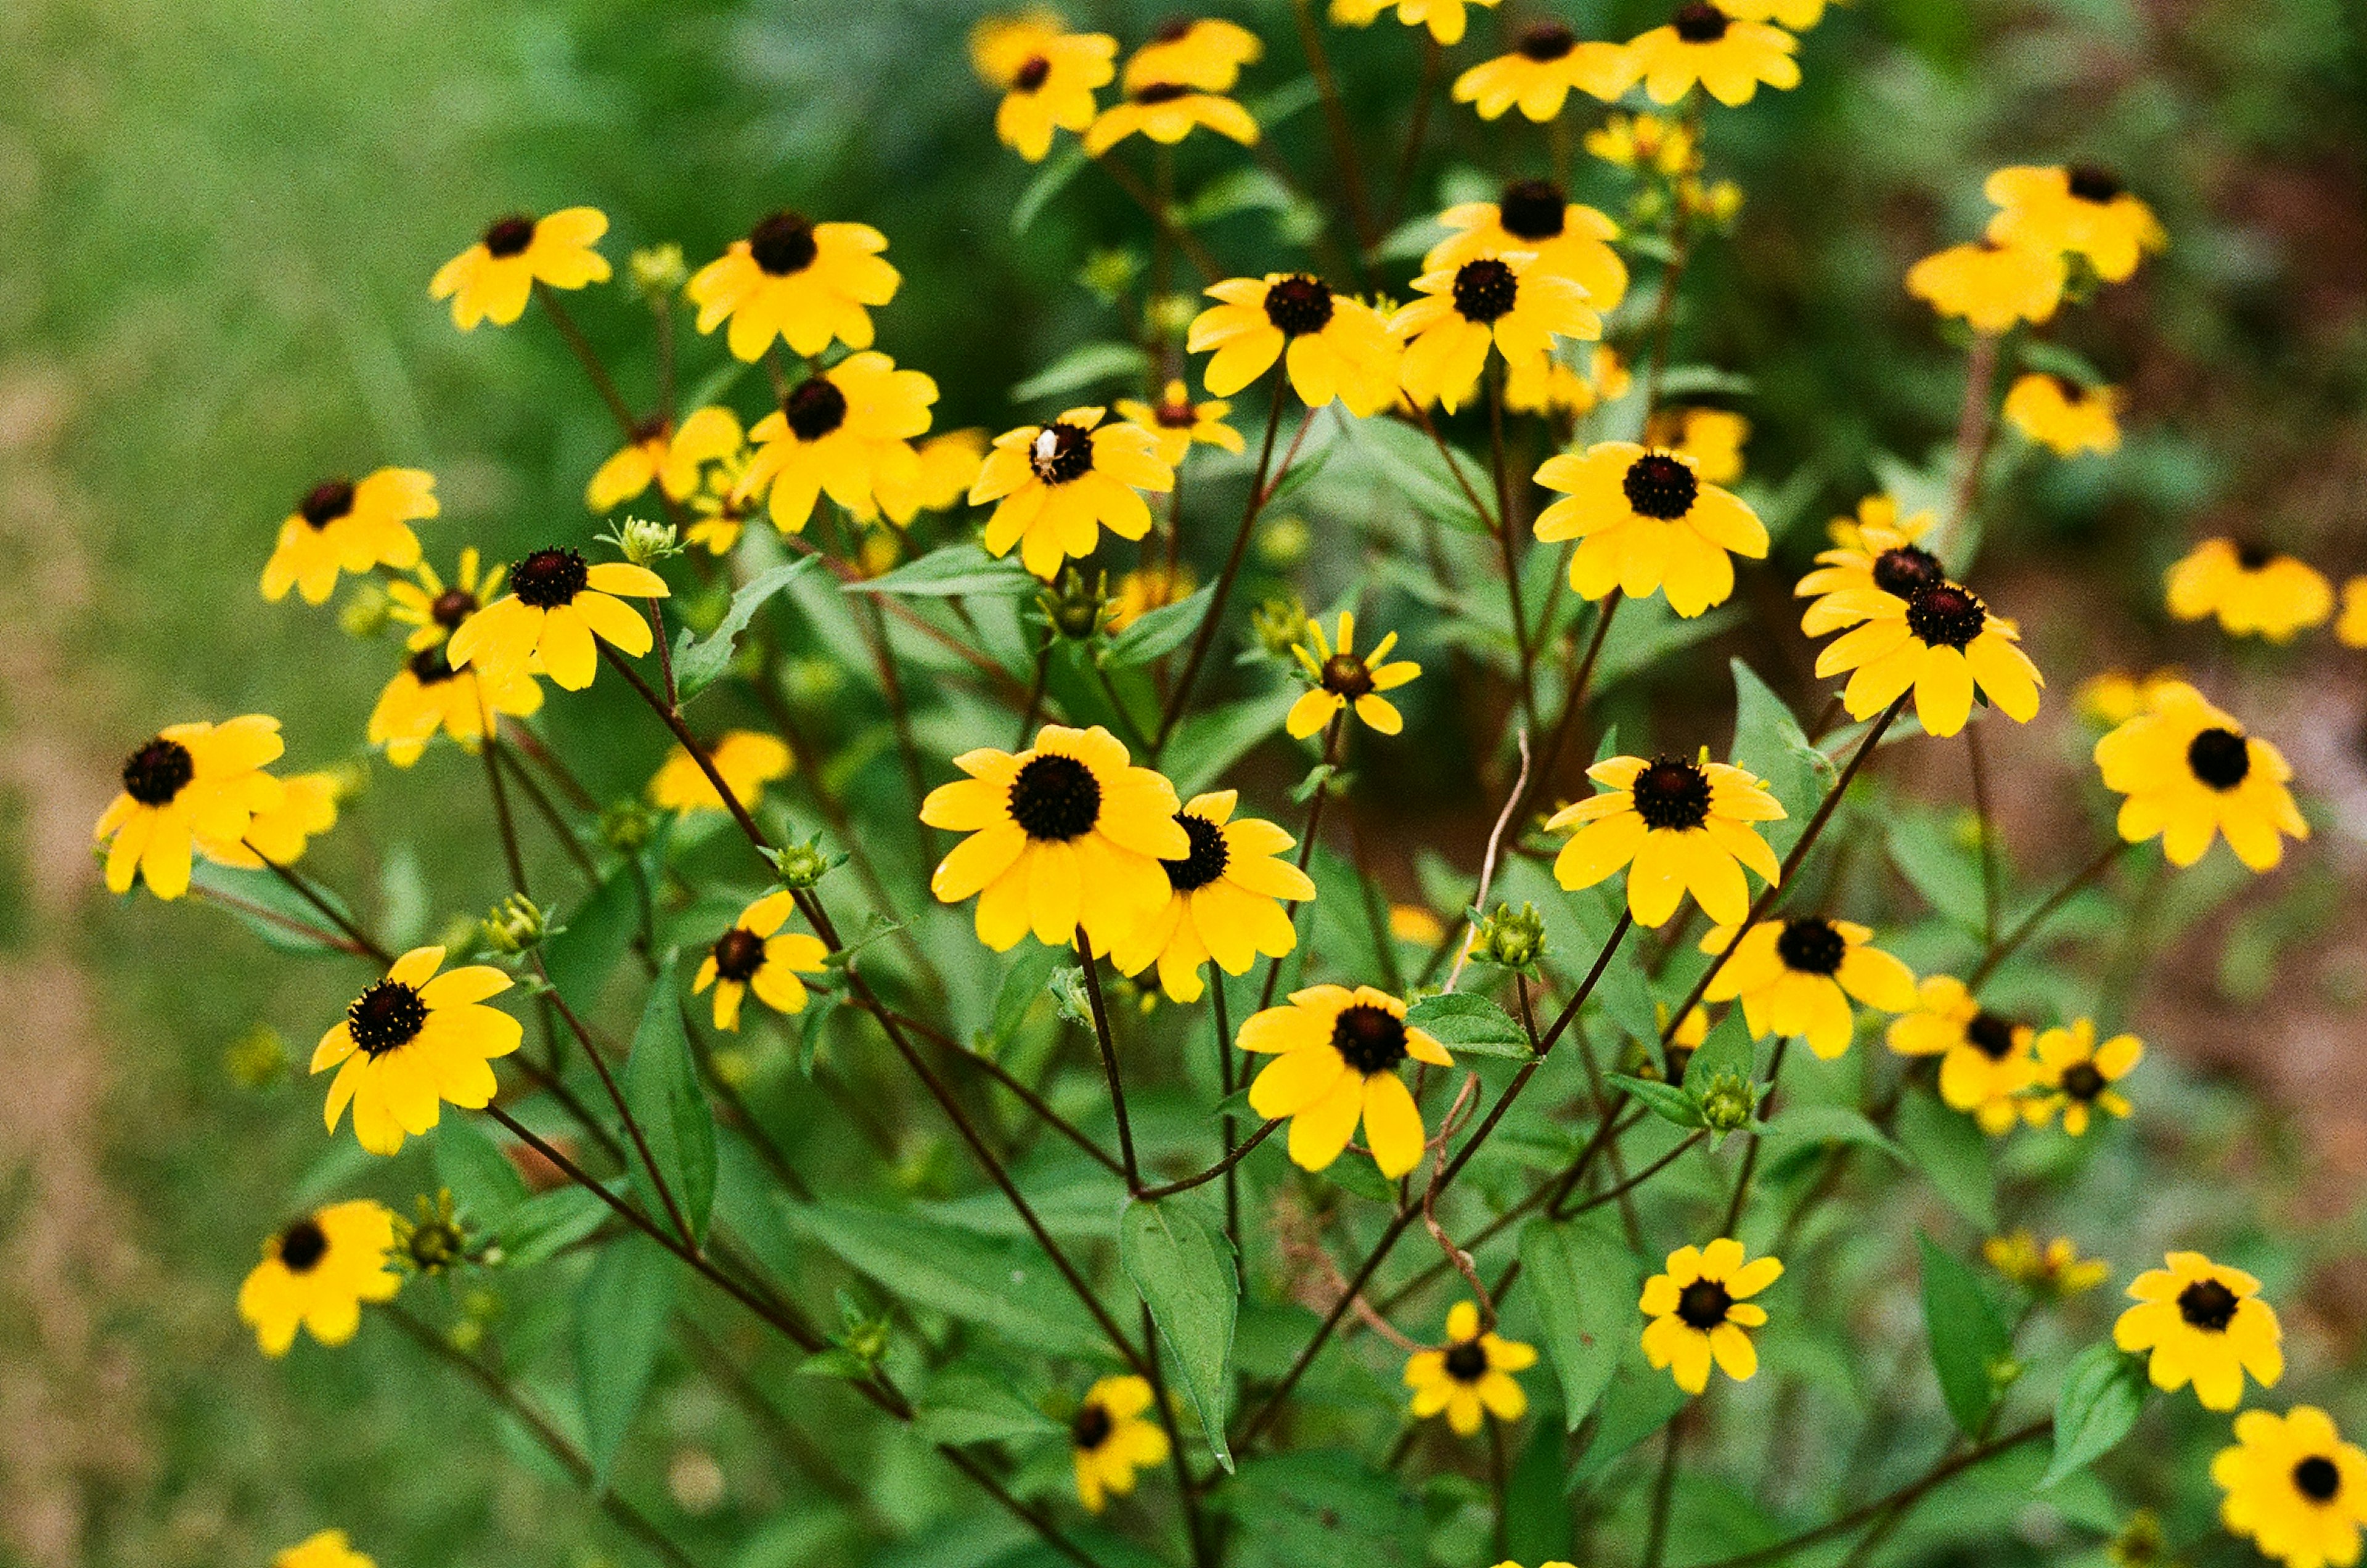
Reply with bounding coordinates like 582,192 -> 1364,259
1697,917 -> 1918,1060
688,211 -> 899,362
1108,563 -> 1197,631
1404,1301 -> 1539,1435
1425,181 -> 1627,314
428,208 -> 610,330
2094,681 -> 2307,872
1884,975 -> 2035,1135
649,730 -> 792,816
96,716 -> 285,900
1532,443 -> 1770,618
1188,272 -> 1404,415
914,428 -> 990,512
1794,496 -> 1944,637
244,770 -> 341,866
1640,1238 -> 1781,1394
2165,538 -> 2335,643
2339,578 -> 2367,648
261,469 -> 437,606
1110,789 -> 1315,1003
1984,1231 -> 2111,1296
2024,1018 -> 2141,1136
1903,239 -> 2066,334
1810,575 -> 2042,738
686,447 -> 762,555
1115,380 -> 1245,468
2002,373 -> 2122,457
386,549 -> 502,652
237,1200 -> 400,1356
1548,753 -> 1785,928
585,406 -> 743,513
1082,82 -> 1259,156
447,549 -> 670,692
1451,25 -> 1638,122
367,640 -> 544,769
736,353 -> 940,533
1627,2 -> 1799,107
2114,1251 -> 2283,1411
1722,0 -> 1825,26
921,724 -> 1189,952
2075,668 -> 2185,729
274,1530 -> 377,1568
1241,984 -> 1452,1178
2214,1408 -> 2367,1568
1585,110 -> 1699,175
1389,253 -> 1600,415
1644,406 -> 1749,485
1069,1374 -> 1170,1514
970,407 -> 1174,580
1985,165 -> 2166,284
1286,611 -> 1421,738
1122,17 -> 1261,92
971,13 -> 1118,162
1505,345 -> 1630,417
1389,904 -> 1447,945
1329,0 -> 1500,45
692,890 -> 830,1032
311,945 -> 522,1156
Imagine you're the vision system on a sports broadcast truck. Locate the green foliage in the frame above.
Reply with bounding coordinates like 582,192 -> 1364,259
1120,1196 -> 1238,1471
621,960 -> 717,1244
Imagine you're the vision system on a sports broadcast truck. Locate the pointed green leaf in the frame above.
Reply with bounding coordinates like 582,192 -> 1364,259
576,1234 -> 677,1488
623,961 -> 716,1243
1405,991 -> 1531,1058
1521,1211 -> 1639,1430
1121,1197 -> 1239,1471
1897,1088 -> 1998,1230
844,541 -> 1034,598
432,1111 -> 530,1228
1607,1073 -> 1707,1129
788,1201 -> 1108,1358
671,557 -> 819,701
2043,1343 -> 2148,1487
1918,1231 -> 2011,1437
1103,583 -> 1215,668
1009,340 -> 1150,404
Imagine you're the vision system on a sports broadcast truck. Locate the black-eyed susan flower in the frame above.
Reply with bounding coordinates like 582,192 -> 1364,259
1645,406 -> 1749,485
1585,110 -> 1699,175
1082,82 -> 1259,157
2340,578 -> 2367,648
244,770 -> 342,866
2165,539 -> 2334,643
1425,179 -> 1628,313
1532,443 -> 1770,618
1903,240 -> 2066,333
1404,1301 -> 1538,1435
1795,496 -> 1944,637
1810,575 -> 2042,738
429,208 -> 611,330
2114,1251 -> 2283,1411
1389,253 -> 1600,414
1328,0 -> 1500,46
692,891 -> 830,1031
1286,611 -> 1421,738
1451,25 -> 1638,123
685,449 -> 762,555
312,945 -> 521,1156
1109,789 -> 1314,1003
914,428 -> 990,513
1640,1238 -> 1780,1394
1697,917 -> 1918,1060
96,716 -> 285,900
237,1200 -> 400,1355
735,353 -> 941,533
688,212 -> 899,362
650,730 -> 792,816
1627,2 -> 1799,107
1985,165 -> 2166,284
274,1530 -> 376,1568
1115,380 -> 1244,467
1109,563 -> 1196,631
447,548 -> 669,692
921,724 -> 1188,952
1984,1231 -> 2111,1296
1069,1374 -> 1169,1514
2024,1018 -> 2141,1135
2002,372 -> 2122,457
1505,344 -> 1629,416
970,12 -> 1118,161
970,407 -> 1174,579
386,549 -> 500,651
585,406 -> 743,513
1548,753 -> 1785,928
2094,681 -> 2307,872
1188,273 -> 1404,415
2214,1407 -> 2367,1568
1884,976 -> 2035,1135
367,640 -> 544,768
1241,984 -> 1452,1178
1122,16 -> 1261,91
260,470 -> 438,605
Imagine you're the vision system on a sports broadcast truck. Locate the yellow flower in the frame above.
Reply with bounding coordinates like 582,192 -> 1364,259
1985,165 -> 2166,284
386,549 -> 502,651
2002,373 -> 2122,456
686,448 -> 762,555
1505,345 -> 1629,416
237,1200 -> 400,1355
1532,442 -> 1769,617
1389,253 -> 1600,414
1389,904 -> 1447,945
1287,611 -> 1422,738
1626,3 -> 1800,107
1644,406 -> 1749,484
971,13 -> 1118,161
274,1530 -> 377,1568
1903,240 -> 2066,333
260,469 -> 438,605
1983,1231 -> 2111,1296
2340,578 -> 2367,648
737,353 -> 941,533
2214,1407 -> 2367,1568
1108,563 -> 1197,631
1425,181 -> 1628,313
1698,917 -> 1918,1060
1548,753 -> 1785,928
428,208 -> 611,330
2094,681 -> 2307,872
970,406 -> 1175,579
244,770 -> 342,866
1451,27 -> 1638,122
1241,983 -> 1452,1178
1116,379 -> 1245,467
2076,669 -> 2186,729
1722,0 -> 1825,26
311,945 -> 521,1156
1794,496 -> 1944,637
1884,975 -> 2034,1135
1329,0 -> 1500,45
1640,1237 -> 1781,1394
1110,789 -> 1314,1002
1188,273 -> 1404,415
687,211 -> 900,362
650,730 -> 793,816
692,891 -> 830,1031
2114,1251 -> 2283,1411
1083,83 -> 1259,156
1404,1301 -> 1538,1435
1810,575 -> 2042,738
1585,110 -> 1699,175
366,640 -> 544,768
1122,17 -> 1261,92
1069,1374 -> 1169,1514
920,724 -> 1189,952
447,549 -> 670,692
2024,1018 -> 2141,1135
2165,539 -> 2334,643
914,428 -> 990,512
585,406 -> 744,512
96,716 -> 286,900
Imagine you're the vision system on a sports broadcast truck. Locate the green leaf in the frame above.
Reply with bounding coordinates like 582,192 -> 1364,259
1405,991 -> 1531,1058
491,1183 -> 611,1268
1760,1104 -> 1906,1164
184,862 -> 356,957
623,962 -> 717,1244
1886,806 -> 1987,931
1177,166 -> 1293,227
1728,660 -> 1829,857
1215,1450 -> 1426,1568
1010,340 -> 1151,405
979,944 -> 1064,1053
670,557 -> 819,701
1521,1212 -> 1639,1430
1607,1073 -> 1706,1129
1164,688 -> 1294,797
576,1233 -> 677,1488
1121,1198 -> 1239,1472
1349,414 -> 1488,533
845,541 -> 1034,598
915,1370 -> 1063,1447
788,1201 -> 1108,1358
432,1112 -> 531,1228
2043,1344 -> 2148,1487
1103,583 -> 1214,669
1012,144 -> 1087,235
1569,1366 -> 1688,1485
1680,1008 -> 1756,1094
1896,1088 -> 1998,1230
1918,1231 -> 2010,1438
540,869 -> 643,1015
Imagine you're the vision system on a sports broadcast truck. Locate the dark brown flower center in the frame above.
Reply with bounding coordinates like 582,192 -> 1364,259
1134,81 -> 1190,104
1443,1340 -> 1490,1381
1966,1011 -> 2018,1060
348,979 -> 429,1057
1331,1003 -> 1410,1076
407,644 -> 458,685
2294,1456 -> 2341,1503
2177,1277 -> 2239,1332
1009,753 -> 1102,840
2048,374 -> 2087,402
785,377 -> 849,442
1451,258 -> 1520,324
2066,165 -> 2123,203
1513,23 -> 1576,60
1673,2 -> 1731,43
2060,1061 -> 2106,1103
1151,15 -> 1194,41
1775,918 -> 1847,976
1072,1401 -> 1113,1451
1320,653 -> 1374,699
1677,1277 -> 1734,1328
712,927 -> 767,982
482,214 -> 536,257
510,547 -> 589,608
1623,454 -> 1699,520
121,738 -> 195,806
1905,581 -> 1987,649
2186,727 -> 2250,790
2233,541 -> 2274,571
430,587 -> 479,627
1014,54 -> 1052,92
1262,274 -> 1335,337
1631,756 -> 1712,831
1154,396 -> 1199,427
1028,422 -> 1097,484
279,1219 -> 330,1273
1498,178 -> 1566,240
749,211 -> 819,276
1871,545 -> 1944,597
300,480 -> 356,529
1162,812 -> 1232,892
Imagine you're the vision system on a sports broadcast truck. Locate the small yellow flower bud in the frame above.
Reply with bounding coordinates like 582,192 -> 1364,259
605,515 -> 682,568
222,1024 -> 289,1088
600,800 -> 655,851
630,243 -> 688,301
1474,901 -> 1548,972
338,581 -> 392,639
1698,1068 -> 1762,1136
478,892 -> 547,953
1257,514 -> 1312,570
1251,593 -> 1309,658
770,835 -> 838,890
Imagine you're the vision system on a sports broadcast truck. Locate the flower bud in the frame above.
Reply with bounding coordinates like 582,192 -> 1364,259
1038,566 -> 1111,642
223,1024 -> 290,1088
600,799 -> 655,852
393,1190 -> 472,1276
1474,901 -> 1548,972
1251,593 -> 1309,658
607,515 -> 682,568
338,581 -> 392,640
1144,290 -> 1198,340
1257,514 -> 1312,570
1698,1067 -> 1762,1136
478,892 -> 547,954
630,243 -> 687,301
770,835 -> 838,890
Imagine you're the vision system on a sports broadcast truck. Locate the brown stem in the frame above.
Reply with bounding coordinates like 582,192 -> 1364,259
491,740 -> 599,879
1135,1120 -> 1280,1200
528,953 -> 697,1248
534,282 -> 639,440
1489,359 -> 1539,737
603,643 -> 772,864
242,844 -> 393,965
1290,0 -> 1377,256
1256,713 -> 1345,1010
1140,1299 -> 1215,1568
1389,35 -> 1442,228
1966,839 -> 2127,989
1520,589 -> 1621,825
479,732 -> 532,898
1945,332 -> 2001,550
1094,154 -> 1221,281
190,884 -> 374,959
1715,1036 -> 1788,1237
1643,1417 -> 1685,1568
1075,927 -> 1140,1188
1965,721 -> 2001,950
1212,973 -> 1243,1260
